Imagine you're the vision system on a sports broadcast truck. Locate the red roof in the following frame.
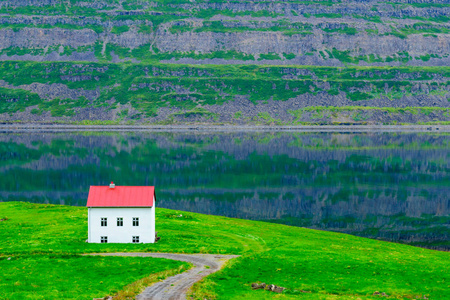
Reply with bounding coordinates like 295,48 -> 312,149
87,185 -> 155,207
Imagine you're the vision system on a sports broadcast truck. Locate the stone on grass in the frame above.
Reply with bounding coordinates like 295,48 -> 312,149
266,284 -> 286,293
251,282 -> 266,290
252,282 -> 286,293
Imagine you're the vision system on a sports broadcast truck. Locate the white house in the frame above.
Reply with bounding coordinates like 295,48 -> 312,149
87,182 -> 156,243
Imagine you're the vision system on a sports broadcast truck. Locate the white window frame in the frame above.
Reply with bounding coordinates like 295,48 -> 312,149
101,236 -> 108,243
101,217 -> 107,227
117,217 -> 123,227
132,236 -> 140,243
132,217 -> 139,227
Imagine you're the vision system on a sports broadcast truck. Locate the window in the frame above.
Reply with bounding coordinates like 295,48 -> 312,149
132,236 -> 140,243
101,217 -> 107,227
117,217 -> 123,226
133,217 -> 139,226
101,236 -> 108,243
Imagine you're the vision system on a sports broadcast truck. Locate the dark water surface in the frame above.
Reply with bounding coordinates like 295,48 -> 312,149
1,131 -> 449,250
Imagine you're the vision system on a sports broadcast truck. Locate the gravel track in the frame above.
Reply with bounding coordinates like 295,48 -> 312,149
88,252 -> 239,300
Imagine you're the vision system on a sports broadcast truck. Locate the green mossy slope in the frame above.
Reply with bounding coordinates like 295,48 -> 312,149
1,202 -> 448,299
0,62 -> 449,124
0,255 -> 189,300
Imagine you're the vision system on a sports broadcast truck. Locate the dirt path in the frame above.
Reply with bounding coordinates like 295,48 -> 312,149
88,253 -> 239,300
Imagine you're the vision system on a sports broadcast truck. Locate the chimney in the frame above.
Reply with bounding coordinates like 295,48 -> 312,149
109,181 -> 115,189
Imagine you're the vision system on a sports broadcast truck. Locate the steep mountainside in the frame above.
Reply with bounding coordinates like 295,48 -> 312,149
0,0 -> 449,124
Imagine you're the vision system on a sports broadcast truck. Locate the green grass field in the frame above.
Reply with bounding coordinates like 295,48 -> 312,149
0,255 -> 189,300
0,202 -> 449,299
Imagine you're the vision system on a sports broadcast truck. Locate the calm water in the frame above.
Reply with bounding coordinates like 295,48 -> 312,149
1,131 -> 449,250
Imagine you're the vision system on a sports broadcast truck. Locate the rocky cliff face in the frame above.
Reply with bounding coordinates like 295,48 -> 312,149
0,0 -> 448,66
0,61 -> 449,124
0,0 -> 448,124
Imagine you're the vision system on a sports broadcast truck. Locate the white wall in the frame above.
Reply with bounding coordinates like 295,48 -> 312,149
88,206 -> 155,243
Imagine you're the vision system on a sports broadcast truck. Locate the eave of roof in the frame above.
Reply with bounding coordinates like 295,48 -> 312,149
86,186 -> 155,207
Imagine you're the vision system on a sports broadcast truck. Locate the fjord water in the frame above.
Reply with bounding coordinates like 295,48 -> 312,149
1,131 -> 449,250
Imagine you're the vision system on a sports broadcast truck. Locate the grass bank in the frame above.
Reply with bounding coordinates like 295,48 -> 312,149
0,202 -> 449,299
0,255 -> 189,300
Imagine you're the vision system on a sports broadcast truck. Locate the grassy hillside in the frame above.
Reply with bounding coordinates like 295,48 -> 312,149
1,255 -> 189,299
0,0 -> 449,124
1,202 -> 449,299
0,0 -> 449,66
1,62 -> 449,124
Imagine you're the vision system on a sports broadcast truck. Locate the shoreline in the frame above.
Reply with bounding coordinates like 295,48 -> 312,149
0,124 -> 449,132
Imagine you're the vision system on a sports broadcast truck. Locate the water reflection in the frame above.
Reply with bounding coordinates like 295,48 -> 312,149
1,131 -> 449,250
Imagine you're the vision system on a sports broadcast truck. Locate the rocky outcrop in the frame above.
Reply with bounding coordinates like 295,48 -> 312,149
252,283 -> 286,293
0,0 -> 448,66
0,27 -> 98,48
0,1 -> 448,124
0,51 -> 98,62
0,80 -> 100,100
155,30 -> 450,59
0,62 -> 448,124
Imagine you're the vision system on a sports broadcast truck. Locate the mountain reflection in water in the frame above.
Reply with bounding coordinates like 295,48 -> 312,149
0,131 -> 448,250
